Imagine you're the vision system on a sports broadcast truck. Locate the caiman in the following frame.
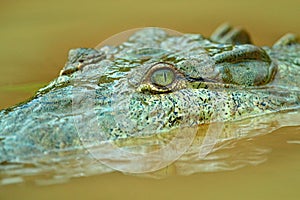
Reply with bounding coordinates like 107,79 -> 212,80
0,24 -> 299,182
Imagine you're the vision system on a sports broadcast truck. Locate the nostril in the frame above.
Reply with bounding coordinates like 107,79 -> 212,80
59,66 -> 78,76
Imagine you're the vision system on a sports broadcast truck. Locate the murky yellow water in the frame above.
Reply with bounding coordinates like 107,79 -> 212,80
0,0 -> 300,199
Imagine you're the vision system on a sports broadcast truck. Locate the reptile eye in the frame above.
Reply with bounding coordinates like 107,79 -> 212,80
137,62 -> 185,94
150,68 -> 175,87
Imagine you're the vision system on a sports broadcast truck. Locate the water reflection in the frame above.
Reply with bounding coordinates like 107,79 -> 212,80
1,110 -> 299,185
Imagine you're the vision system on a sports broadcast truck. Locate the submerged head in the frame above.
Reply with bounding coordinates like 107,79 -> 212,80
49,28 -> 281,141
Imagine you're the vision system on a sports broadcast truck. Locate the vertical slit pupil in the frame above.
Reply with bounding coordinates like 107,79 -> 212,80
163,71 -> 167,82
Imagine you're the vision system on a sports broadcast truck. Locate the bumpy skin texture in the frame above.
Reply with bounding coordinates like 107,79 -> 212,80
0,25 -> 299,163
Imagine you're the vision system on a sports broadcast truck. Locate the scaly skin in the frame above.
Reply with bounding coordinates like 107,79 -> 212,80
0,24 -> 299,164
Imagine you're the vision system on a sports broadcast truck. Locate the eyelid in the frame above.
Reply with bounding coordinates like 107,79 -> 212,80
146,62 -> 177,77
